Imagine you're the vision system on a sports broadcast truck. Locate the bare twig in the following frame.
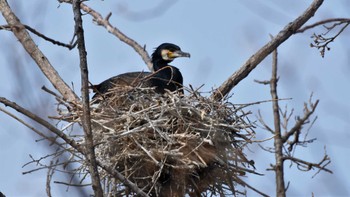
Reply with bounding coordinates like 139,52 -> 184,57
282,100 -> 319,145
283,154 -> 332,174
296,18 -> 350,33
0,0 -> 78,101
210,0 -> 324,101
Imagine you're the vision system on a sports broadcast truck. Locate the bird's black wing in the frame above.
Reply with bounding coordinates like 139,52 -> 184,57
91,71 -> 151,99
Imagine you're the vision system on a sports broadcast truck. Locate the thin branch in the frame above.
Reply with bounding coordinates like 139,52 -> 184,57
0,0 -> 78,101
72,1 -> 103,196
282,100 -> 319,144
296,18 -> 350,33
46,161 -> 56,197
269,45 -> 286,197
59,0 -> 153,71
0,97 -> 79,149
54,181 -> 91,187
0,107 -> 59,145
283,155 -> 332,174
309,23 -> 349,57
0,24 -> 77,49
210,0 -> 324,101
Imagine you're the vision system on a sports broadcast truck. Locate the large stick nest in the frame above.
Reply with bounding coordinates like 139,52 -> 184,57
62,86 -> 256,196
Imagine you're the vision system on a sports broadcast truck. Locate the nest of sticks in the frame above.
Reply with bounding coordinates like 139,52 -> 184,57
59,85 -> 257,196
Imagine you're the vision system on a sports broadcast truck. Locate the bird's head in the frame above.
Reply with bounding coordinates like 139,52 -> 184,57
152,43 -> 190,65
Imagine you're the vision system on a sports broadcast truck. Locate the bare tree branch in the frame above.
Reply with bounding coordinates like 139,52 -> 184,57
282,100 -> 319,145
72,0 -> 103,196
269,46 -> 286,197
283,154 -> 332,174
46,161 -> 55,197
0,97 -> 149,196
0,0 -> 78,101
0,24 -> 77,49
296,18 -> 350,33
59,0 -> 153,72
210,0 -> 324,101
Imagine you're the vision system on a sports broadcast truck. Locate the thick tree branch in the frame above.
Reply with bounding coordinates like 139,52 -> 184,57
72,1 -> 103,196
0,0 -> 78,101
210,0 -> 324,101
59,0 -> 153,72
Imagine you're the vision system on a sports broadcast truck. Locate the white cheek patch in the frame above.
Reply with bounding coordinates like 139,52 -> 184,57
161,50 -> 171,60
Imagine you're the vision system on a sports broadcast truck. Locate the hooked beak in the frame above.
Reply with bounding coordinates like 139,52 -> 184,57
169,50 -> 191,58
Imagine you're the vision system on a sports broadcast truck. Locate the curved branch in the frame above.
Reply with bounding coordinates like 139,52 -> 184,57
59,0 -> 153,72
210,0 -> 324,101
0,0 -> 78,101
296,18 -> 350,33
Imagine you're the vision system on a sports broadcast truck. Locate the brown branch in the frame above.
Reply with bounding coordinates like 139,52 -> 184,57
310,22 -> 349,57
0,107 -> 59,145
72,1 -> 103,196
295,18 -> 350,58
0,0 -> 78,101
269,46 -> 286,197
282,99 -> 319,144
46,161 -> 55,197
0,97 -> 149,196
0,24 -> 77,49
283,155 -> 332,174
59,0 -> 153,72
0,97 -> 79,148
296,18 -> 350,33
210,0 -> 324,101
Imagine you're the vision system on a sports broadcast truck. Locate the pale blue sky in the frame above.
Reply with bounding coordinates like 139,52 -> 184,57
1,0 -> 349,196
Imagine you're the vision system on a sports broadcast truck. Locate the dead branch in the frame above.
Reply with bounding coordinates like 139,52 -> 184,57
283,154 -> 332,174
58,0 -> 153,72
282,99 -> 319,147
0,0 -> 78,101
210,0 -> 324,101
269,46 -> 286,196
0,24 -> 77,49
46,161 -> 56,197
0,96 -> 149,196
295,18 -> 350,57
296,18 -> 350,33
0,107 -> 59,145
72,0 -> 103,196
0,97 -> 80,149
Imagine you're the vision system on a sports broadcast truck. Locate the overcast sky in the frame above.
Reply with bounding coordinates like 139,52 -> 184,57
1,0 -> 349,196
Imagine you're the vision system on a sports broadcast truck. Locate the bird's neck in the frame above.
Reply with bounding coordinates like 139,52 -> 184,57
152,59 -> 170,71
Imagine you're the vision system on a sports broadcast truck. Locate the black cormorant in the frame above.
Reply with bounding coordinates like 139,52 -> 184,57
91,43 -> 190,99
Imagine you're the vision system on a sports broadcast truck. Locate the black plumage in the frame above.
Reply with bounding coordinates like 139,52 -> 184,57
91,43 -> 190,99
